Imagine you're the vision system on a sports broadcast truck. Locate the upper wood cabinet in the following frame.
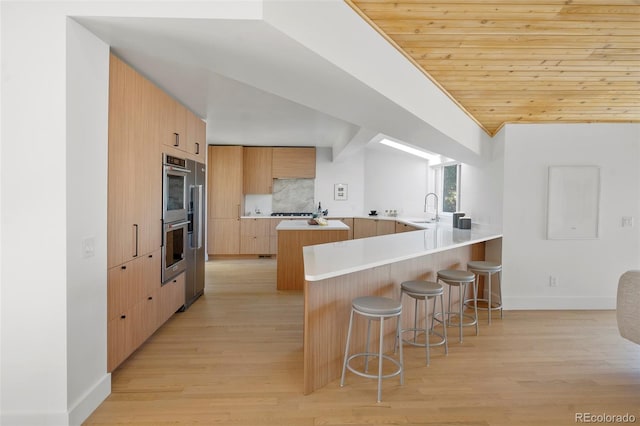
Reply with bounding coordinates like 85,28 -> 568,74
158,85 -> 205,163
272,147 -> 316,179
243,147 -> 273,194
186,112 -> 206,163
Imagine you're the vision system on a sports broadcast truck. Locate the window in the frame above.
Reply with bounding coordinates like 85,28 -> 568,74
433,163 -> 461,214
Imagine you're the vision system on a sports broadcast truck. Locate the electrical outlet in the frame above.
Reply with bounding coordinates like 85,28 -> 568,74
549,276 -> 558,287
622,216 -> 634,228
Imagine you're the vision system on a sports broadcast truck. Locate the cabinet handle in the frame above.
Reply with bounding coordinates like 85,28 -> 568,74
173,132 -> 180,147
121,265 -> 127,270
120,315 -> 126,319
148,296 -> 153,300
173,279 -> 177,283
195,142 -> 200,154
133,224 -> 139,257
237,204 -> 241,220
148,254 -> 153,258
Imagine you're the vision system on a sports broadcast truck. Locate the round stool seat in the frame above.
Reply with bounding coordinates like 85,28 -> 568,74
353,296 -> 402,316
401,280 -> 443,296
437,269 -> 475,284
467,261 -> 502,272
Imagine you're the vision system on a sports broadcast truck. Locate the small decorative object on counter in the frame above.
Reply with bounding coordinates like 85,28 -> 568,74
459,217 -> 472,229
453,212 -> 466,228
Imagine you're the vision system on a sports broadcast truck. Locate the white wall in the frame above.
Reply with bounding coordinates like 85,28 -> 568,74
459,128 -> 505,228
315,147 -> 365,216
363,148 -> 429,217
65,19 -> 111,425
1,2 -> 265,425
315,146 -> 430,218
2,3 -> 71,424
501,123 -> 640,309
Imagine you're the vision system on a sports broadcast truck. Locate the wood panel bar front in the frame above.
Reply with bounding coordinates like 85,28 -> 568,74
303,242 -> 486,395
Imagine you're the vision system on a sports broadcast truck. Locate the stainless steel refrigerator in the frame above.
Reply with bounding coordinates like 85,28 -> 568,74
184,159 -> 206,309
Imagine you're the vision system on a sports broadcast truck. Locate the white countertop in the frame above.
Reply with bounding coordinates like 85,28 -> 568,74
303,223 -> 502,281
276,219 -> 350,231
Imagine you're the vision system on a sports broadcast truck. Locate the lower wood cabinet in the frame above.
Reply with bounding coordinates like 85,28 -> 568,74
158,272 -> 185,325
395,221 -> 420,233
327,217 -> 354,239
240,218 -> 271,254
107,249 -> 184,372
353,218 -> 395,239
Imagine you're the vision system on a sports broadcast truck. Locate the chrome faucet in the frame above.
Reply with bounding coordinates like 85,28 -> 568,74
424,192 -> 439,222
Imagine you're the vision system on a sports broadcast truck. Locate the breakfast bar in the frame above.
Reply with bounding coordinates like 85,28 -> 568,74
301,223 -> 502,394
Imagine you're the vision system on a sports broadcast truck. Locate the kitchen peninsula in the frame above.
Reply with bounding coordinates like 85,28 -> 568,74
301,223 -> 502,394
276,219 -> 350,291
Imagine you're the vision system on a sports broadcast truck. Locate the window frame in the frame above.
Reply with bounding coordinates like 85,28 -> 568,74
431,162 -> 461,216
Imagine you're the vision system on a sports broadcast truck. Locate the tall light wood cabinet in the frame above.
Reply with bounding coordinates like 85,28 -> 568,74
208,145 -> 243,254
243,147 -> 273,194
107,54 -> 189,372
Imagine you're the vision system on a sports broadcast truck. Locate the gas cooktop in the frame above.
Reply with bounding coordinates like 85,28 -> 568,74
270,212 -> 313,217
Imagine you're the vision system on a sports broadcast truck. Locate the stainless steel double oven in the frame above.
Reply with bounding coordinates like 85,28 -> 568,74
162,154 -> 190,283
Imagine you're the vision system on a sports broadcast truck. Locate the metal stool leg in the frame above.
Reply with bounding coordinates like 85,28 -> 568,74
424,296 -> 430,365
377,316 -> 384,403
364,318 -> 372,373
458,284 -> 464,342
440,293 -> 448,354
499,270 -> 503,319
487,271 -> 492,325
472,280 -> 479,335
340,309 -> 355,387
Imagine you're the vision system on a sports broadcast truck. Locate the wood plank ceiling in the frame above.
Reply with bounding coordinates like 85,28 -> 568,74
346,0 -> 640,135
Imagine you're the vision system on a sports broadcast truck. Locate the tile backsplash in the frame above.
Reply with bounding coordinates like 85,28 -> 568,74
272,179 -> 315,212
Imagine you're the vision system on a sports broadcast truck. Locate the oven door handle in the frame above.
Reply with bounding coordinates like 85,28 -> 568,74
164,165 -> 191,174
167,220 -> 190,229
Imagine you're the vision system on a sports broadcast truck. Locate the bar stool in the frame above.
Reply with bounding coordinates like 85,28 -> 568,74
434,269 -> 478,342
398,280 -> 448,365
341,296 -> 404,402
467,261 -> 503,324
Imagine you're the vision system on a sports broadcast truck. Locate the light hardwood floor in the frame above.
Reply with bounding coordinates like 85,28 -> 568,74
85,258 -> 640,425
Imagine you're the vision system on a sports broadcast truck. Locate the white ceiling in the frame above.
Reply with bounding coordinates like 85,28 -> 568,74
76,17 -> 363,148
75,9 -> 486,164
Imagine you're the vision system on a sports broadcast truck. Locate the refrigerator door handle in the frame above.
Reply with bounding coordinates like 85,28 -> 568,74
191,184 -> 203,250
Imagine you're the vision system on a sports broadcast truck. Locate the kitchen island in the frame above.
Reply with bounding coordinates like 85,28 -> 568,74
301,223 -> 502,394
276,219 -> 350,291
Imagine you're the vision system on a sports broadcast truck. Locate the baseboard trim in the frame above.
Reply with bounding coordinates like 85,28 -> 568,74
504,296 -> 616,310
68,373 -> 111,425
